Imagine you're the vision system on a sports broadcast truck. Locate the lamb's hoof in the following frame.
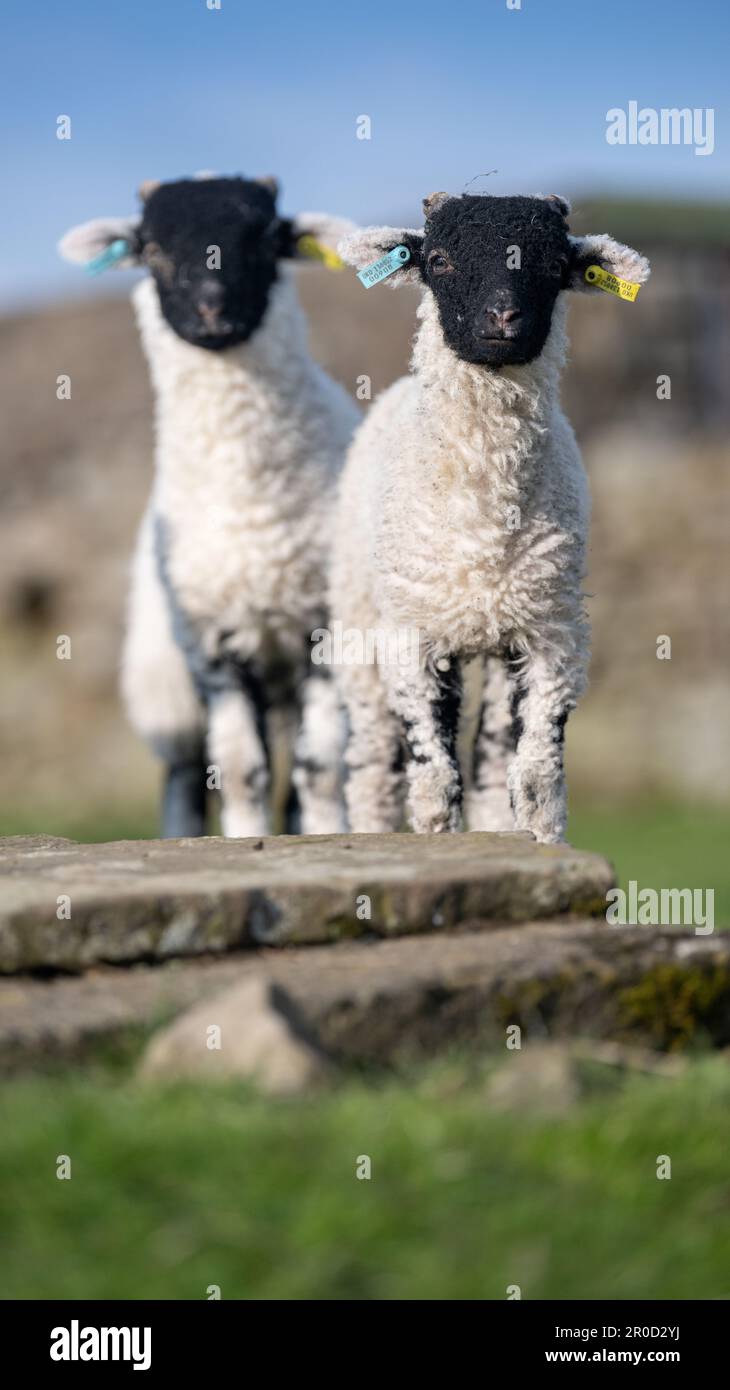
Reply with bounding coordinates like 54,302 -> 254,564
524,828 -> 566,845
411,809 -> 463,834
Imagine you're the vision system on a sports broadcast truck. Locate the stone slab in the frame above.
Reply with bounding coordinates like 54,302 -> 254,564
0,832 -> 614,973
2,921 -> 728,1071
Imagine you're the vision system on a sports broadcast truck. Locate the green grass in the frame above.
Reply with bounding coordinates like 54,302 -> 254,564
1,1058 -> 729,1300
569,803 -> 730,927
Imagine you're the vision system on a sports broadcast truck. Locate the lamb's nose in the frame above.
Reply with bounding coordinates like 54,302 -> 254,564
197,280 -> 225,320
480,305 -> 522,336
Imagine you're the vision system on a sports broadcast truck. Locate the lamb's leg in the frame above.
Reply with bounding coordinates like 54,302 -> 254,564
340,663 -> 404,833
385,657 -> 463,833
292,666 -> 347,834
122,509 -> 208,837
283,781 -> 302,834
467,654 -> 520,832
161,740 -> 208,838
507,647 -> 583,844
207,680 -> 270,838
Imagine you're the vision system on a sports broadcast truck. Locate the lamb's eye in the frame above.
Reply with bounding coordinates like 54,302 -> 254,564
428,252 -> 454,276
550,256 -> 569,279
143,242 -> 176,285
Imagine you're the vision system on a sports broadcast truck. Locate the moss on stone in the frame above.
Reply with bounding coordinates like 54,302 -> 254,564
617,963 -> 730,1051
493,975 -> 572,1034
567,895 -> 611,918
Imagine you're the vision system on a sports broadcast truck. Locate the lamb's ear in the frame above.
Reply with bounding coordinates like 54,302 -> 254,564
337,225 -> 424,286
276,212 -> 359,266
538,192 -> 571,220
567,233 -> 650,293
58,216 -> 141,269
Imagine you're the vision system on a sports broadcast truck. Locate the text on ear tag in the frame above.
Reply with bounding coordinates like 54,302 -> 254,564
584,263 -> 641,301
296,235 -> 345,271
357,244 -> 411,287
85,239 -> 132,275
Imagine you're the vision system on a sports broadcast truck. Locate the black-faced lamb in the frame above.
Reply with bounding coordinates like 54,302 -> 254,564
60,175 -> 359,837
332,192 -> 649,843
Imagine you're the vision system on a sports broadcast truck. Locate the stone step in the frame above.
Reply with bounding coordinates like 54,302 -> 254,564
2,921 -> 728,1076
0,832 -> 613,974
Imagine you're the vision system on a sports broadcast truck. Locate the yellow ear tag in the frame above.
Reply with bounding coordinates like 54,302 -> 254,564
584,263 -> 641,301
297,235 -> 345,271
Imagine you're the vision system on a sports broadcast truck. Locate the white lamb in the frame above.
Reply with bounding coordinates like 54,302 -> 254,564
331,191 -> 649,843
60,175 -> 359,837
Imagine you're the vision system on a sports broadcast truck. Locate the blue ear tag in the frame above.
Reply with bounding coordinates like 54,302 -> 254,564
357,244 -> 411,287
85,238 -> 131,275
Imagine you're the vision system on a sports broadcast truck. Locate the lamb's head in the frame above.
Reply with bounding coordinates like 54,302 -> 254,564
340,192 -> 650,369
134,176 -> 287,349
59,176 -> 354,351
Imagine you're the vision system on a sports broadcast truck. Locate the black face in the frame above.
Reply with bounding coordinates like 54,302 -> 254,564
418,195 -> 573,367
137,178 -> 290,350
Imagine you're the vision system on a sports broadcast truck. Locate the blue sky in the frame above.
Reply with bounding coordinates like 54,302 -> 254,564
2,0 -> 727,307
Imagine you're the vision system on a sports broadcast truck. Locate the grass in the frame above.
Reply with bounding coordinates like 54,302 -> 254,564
1,1057 -> 730,1300
568,802 -> 730,927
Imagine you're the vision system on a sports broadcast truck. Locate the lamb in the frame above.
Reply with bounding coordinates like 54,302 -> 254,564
60,175 -> 360,837
331,192 -> 650,843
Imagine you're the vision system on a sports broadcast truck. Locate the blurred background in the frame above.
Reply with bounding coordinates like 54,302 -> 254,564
1,0 -> 730,1305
